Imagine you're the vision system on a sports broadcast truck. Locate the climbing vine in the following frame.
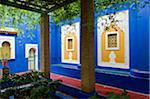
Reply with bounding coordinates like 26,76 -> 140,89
95,0 -> 149,14
0,4 -> 40,37
51,0 -> 149,24
0,0 -> 149,35
51,0 -> 80,24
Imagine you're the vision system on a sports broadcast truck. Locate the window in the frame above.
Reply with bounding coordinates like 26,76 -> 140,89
108,34 -> 117,48
66,37 -> 74,51
106,32 -> 119,50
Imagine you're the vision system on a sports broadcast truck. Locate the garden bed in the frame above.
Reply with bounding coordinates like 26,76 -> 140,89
0,71 -> 61,98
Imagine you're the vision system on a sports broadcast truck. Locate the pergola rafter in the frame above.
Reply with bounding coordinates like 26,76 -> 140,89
0,0 -> 77,13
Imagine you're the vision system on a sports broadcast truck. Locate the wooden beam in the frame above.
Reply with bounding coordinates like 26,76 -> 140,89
0,0 -> 45,13
81,0 -> 95,93
0,31 -> 17,35
48,0 -> 78,12
15,0 -> 51,11
40,13 -> 50,78
0,0 -> 77,13
0,28 -> 17,35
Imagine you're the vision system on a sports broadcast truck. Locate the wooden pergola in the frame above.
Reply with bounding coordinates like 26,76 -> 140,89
0,0 -> 95,93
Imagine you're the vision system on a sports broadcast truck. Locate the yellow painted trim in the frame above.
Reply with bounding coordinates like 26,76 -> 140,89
101,24 -> 125,63
64,32 -> 78,61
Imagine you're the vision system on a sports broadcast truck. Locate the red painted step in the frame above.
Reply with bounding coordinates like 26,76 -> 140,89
51,73 -> 150,99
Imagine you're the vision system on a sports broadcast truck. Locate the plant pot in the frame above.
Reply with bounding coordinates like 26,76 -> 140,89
1,59 -> 8,67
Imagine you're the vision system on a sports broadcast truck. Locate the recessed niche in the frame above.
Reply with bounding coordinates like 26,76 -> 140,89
66,38 -> 74,51
0,36 -> 15,60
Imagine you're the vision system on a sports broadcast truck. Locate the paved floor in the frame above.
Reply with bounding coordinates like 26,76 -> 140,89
51,73 -> 149,99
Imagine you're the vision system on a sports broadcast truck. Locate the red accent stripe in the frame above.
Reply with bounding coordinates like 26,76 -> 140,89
51,73 -> 150,99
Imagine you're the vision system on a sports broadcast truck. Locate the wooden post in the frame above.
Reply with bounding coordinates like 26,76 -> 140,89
40,13 -> 50,78
81,0 -> 95,93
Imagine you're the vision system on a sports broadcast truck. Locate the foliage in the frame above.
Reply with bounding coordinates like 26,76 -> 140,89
0,0 -> 149,34
0,71 -> 61,98
29,80 -> 61,99
95,0 -> 149,14
0,4 -> 40,37
107,90 -> 130,99
0,80 -> 61,98
51,0 -> 149,24
51,0 -> 80,24
0,71 -> 46,86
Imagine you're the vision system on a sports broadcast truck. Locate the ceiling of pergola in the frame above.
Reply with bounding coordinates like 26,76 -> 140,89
0,0 -> 77,13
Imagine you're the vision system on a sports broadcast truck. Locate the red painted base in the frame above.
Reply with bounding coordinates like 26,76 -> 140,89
0,72 -> 149,99
51,73 -> 150,99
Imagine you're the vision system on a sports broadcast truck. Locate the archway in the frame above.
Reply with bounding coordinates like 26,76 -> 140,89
28,48 -> 37,71
1,41 -> 11,59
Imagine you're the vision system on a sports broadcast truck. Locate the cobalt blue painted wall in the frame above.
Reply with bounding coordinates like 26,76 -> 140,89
50,5 -> 149,94
0,24 -> 40,74
0,18 -> 63,73
0,2 -> 149,94
50,18 -> 81,65
50,19 -> 61,64
129,6 -> 150,79
133,5 -> 149,71
51,7 -> 149,72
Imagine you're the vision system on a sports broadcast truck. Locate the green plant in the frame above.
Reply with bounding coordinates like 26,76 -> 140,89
0,75 -> 11,83
51,0 -> 80,24
0,79 -> 61,99
0,87 -> 16,98
1,0 -> 148,28
51,0 -> 149,24
0,71 -> 47,87
0,4 -> 40,39
0,71 -> 60,99
107,90 -> 130,99
0,71 -> 61,98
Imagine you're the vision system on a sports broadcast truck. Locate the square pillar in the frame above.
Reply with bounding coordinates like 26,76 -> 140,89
81,0 -> 95,92
40,13 -> 50,78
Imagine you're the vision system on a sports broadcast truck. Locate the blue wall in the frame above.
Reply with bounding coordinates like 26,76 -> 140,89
50,5 -> 150,94
134,5 -> 149,71
0,3 -> 149,94
1,4 -> 148,75
51,6 -> 149,73
0,24 -> 40,74
50,20 -> 61,64
50,18 -> 81,65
